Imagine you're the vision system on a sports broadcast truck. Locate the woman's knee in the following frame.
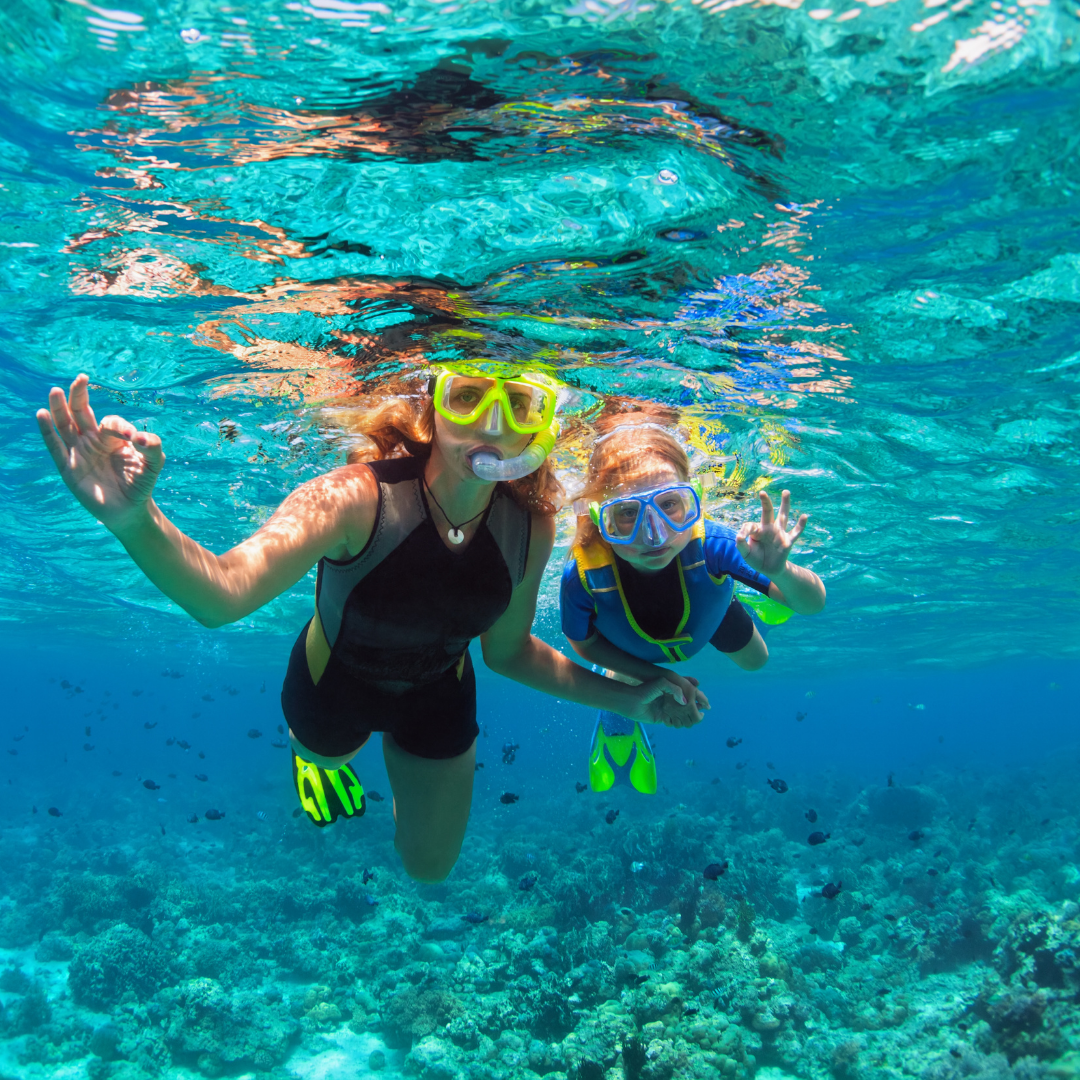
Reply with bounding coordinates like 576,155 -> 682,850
396,841 -> 462,883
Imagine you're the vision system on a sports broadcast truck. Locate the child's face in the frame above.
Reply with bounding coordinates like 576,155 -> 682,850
605,463 -> 697,573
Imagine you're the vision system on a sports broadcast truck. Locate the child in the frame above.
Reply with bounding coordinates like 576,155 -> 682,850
560,414 -> 826,794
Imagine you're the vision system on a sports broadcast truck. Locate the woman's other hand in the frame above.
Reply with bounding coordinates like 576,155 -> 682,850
37,373 -> 163,533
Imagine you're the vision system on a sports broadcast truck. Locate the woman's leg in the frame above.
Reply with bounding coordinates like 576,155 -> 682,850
382,732 -> 476,883
726,626 -> 769,671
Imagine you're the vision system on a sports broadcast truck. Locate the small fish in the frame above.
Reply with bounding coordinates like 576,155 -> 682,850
198,751 -> 205,759
685,758 -> 696,768
204,808 -> 225,820
12,735 -> 23,742
6,749 -> 15,756
805,691 -> 816,699
292,808 -> 303,818
226,687 -> 239,696
807,830 -> 831,847
160,825 -> 166,836
165,737 -> 175,746
735,760 -> 747,770
367,791 -> 385,803
500,792 -> 519,805
710,777 -> 720,785
766,761 -> 775,770
796,712 -> 806,722
805,809 -> 818,823
167,773 -> 176,779
277,724 -> 284,734
861,903 -> 872,911
474,762 -> 484,771
143,722 -> 157,730
176,740 -> 191,750
246,729 -> 262,739
364,894 -> 378,906
192,712 -> 201,719
820,881 -> 842,900
194,774 -> 208,782
703,861 -> 729,881
605,809 -> 620,824
362,868 -> 376,885
129,689 -> 138,696
143,779 -> 160,791
461,912 -> 488,924
519,873 -> 538,892
575,782 -> 588,793
908,703 -> 925,711
260,682 -> 266,693
187,814 -> 199,823
32,806 -> 37,814
47,807 -> 62,817
83,743 -> 94,751
85,726 -> 91,737
726,736 -> 742,748
256,810 -> 267,822
908,829 -> 925,842
808,927 -> 818,935
111,770 -> 122,777
887,772 -> 895,788
884,914 -> 897,922
927,868 -> 938,877
201,694 -> 214,702
271,741 -> 288,749
631,862 -> 645,873
767,778 -> 789,794
60,680 -> 71,689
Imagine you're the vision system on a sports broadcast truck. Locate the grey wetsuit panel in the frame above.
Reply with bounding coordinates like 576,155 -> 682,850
315,464 -> 528,651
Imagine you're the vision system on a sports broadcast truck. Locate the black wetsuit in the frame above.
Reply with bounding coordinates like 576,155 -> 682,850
281,456 -> 530,759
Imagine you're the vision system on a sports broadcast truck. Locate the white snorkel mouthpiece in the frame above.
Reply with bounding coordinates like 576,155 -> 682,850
470,422 -> 560,482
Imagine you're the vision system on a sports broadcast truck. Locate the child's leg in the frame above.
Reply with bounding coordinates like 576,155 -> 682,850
710,599 -> 769,671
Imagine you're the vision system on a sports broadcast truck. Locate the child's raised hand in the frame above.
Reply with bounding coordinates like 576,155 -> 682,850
736,489 -> 807,576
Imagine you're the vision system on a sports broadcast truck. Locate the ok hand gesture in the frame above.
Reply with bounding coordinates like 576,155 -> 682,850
736,489 -> 807,576
37,373 -> 165,533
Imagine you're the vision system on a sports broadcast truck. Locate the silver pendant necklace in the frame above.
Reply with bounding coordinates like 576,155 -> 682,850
423,477 -> 491,545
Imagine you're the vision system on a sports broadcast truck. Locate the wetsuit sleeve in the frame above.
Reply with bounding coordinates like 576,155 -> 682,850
703,520 -> 772,595
560,558 -> 597,641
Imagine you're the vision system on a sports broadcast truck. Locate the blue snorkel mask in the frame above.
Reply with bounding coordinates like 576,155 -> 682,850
589,479 -> 703,548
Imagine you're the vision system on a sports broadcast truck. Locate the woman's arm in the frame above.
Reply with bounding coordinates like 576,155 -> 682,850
38,374 -> 377,628
112,467 -> 376,627
568,632 -> 710,713
481,516 -> 703,727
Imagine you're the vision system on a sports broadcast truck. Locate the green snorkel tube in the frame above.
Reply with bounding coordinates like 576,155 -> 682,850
470,420 -> 560,482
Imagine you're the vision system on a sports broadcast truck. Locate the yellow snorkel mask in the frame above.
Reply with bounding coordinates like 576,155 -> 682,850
430,365 -> 561,481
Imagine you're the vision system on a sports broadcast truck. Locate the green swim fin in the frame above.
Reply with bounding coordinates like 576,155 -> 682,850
588,712 -> 657,795
292,753 -> 366,827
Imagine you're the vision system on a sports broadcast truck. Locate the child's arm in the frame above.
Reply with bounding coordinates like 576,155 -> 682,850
737,489 -> 826,616
567,631 -> 710,713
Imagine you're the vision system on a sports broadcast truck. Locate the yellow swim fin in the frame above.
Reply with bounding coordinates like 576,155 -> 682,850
588,712 -> 657,795
292,753 -> 366,827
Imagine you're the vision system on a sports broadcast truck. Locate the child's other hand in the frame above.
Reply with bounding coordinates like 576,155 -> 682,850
736,489 -> 807,576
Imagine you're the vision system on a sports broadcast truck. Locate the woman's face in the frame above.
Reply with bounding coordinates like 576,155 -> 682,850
432,405 -> 532,483
605,463 -> 697,573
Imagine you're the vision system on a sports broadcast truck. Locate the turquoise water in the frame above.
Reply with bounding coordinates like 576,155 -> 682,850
1,1 -> 1079,1079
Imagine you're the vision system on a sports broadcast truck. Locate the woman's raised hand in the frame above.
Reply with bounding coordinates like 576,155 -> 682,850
37,373 -> 165,532
736,489 -> 808,576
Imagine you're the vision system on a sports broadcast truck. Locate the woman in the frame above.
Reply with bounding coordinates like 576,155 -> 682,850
36,367 -> 699,882
561,412 -> 826,794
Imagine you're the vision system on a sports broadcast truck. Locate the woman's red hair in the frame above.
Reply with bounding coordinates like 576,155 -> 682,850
345,375 -> 562,516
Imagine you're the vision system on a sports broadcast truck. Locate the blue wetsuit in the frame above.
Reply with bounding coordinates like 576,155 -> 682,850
561,519 -> 772,664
